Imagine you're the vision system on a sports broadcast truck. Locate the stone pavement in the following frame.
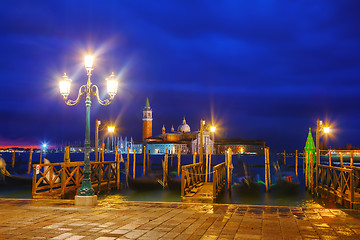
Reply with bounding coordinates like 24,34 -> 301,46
1,199 -> 360,240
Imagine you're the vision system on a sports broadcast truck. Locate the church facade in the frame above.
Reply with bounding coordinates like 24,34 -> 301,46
142,97 -> 214,154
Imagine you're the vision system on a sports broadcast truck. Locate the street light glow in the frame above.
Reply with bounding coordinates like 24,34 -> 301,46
210,126 -> 216,133
108,126 -> 115,133
106,72 -> 118,97
59,73 -> 71,98
84,55 -> 94,70
323,127 -> 330,134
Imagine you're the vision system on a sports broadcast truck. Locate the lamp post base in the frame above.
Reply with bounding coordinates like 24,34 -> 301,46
75,195 -> 97,206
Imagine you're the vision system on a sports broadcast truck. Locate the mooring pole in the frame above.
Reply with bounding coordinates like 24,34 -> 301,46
177,147 -> 181,177
28,148 -> 33,175
295,150 -> 298,176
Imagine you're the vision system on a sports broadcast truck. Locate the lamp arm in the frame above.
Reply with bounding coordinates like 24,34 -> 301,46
64,85 -> 86,106
92,85 -> 114,106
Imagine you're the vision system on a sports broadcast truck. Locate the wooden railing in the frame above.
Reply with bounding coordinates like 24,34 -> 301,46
181,162 -> 204,197
32,161 -> 119,199
213,162 -> 226,199
316,164 -> 358,207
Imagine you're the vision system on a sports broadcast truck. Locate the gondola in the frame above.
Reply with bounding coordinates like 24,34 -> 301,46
272,171 -> 299,195
167,172 -> 181,191
0,170 -> 32,187
127,173 -> 163,190
0,157 -> 31,187
232,158 -> 261,193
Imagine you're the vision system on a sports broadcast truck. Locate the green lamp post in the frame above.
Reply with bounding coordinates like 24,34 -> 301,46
59,54 -> 118,205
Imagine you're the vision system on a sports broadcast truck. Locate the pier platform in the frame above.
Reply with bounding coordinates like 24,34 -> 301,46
1,199 -> 360,239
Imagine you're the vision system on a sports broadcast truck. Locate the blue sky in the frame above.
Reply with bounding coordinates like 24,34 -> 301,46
1,1 -> 360,151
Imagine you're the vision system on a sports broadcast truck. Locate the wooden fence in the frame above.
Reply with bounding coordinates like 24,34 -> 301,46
212,162 -> 226,199
181,162 -> 204,198
316,164 -> 360,208
32,161 -> 119,199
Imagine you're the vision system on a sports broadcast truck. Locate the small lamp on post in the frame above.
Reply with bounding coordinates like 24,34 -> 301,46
59,53 -> 118,206
107,125 -> 115,151
315,119 -> 330,193
210,125 -> 216,154
199,120 -> 217,160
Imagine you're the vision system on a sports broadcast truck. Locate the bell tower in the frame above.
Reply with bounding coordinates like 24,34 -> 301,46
142,96 -> 153,140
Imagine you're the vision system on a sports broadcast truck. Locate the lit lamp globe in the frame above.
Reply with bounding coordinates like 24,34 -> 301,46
323,127 -> 330,134
108,126 -> 115,133
106,72 -> 118,97
59,73 -> 71,99
210,126 -> 216,133
84,55 -> 94,70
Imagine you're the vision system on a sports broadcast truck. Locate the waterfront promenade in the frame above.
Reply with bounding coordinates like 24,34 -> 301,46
0,199 -> 360,240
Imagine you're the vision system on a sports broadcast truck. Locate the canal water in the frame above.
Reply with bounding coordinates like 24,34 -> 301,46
0,152 -> 350,208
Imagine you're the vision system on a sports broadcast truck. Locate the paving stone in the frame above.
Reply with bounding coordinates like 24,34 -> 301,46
1,199 -> 360,239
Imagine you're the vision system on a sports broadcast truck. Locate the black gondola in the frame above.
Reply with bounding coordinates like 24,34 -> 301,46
0,171 -> 32,187
167,173 -> 181,191
127,173 -> 163,190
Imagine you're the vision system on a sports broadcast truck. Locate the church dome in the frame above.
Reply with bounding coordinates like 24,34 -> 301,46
178,117 -> 191,133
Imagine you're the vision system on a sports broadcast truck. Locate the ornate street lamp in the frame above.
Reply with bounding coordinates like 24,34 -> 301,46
59,54 -> 118,205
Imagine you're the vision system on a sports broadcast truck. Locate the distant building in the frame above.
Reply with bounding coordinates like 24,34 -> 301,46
145,117 -> 214,154
215,138 -> 266,155
142,97 -> 265,155
142,96 -> 153,141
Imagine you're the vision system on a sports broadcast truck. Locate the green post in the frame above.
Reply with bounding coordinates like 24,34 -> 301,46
304,128 -> 316,191
78,98 -> 95,196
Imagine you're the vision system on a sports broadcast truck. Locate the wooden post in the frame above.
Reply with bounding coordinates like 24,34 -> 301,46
303,150 -> 305,176
143,146 -> 146,176
350,169 -> 354,208
163,148 -> 168,189
102,143 -> 105,162
64,146 -> 70,163
209,147 -> 212,182
133,149 -> 136,179
295,150 -> 298,176
340,152 -> 343,167
267,148 -> 271,187
126,146 -> 129,187
329,150 -> 332,167
311,152 -> 314,193
227,148 -> 232,190
28,148 -> 33,175
265,147 -> 269,192
177,147 -> 181,177
283,150 -> 286,165
181,166 -> 185,198
147,149 -> 150,172
193,152 -> 196,164
171,154 -> 173,168
39,148 -> 43,165
350,151 -> 354,167
12,150 -> 16,168
305,151 -> 309,189
116,145 -> 120,190
205,145 -> 209,183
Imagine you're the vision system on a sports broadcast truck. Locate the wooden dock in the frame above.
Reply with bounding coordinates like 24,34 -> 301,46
181,162 -> 226,203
